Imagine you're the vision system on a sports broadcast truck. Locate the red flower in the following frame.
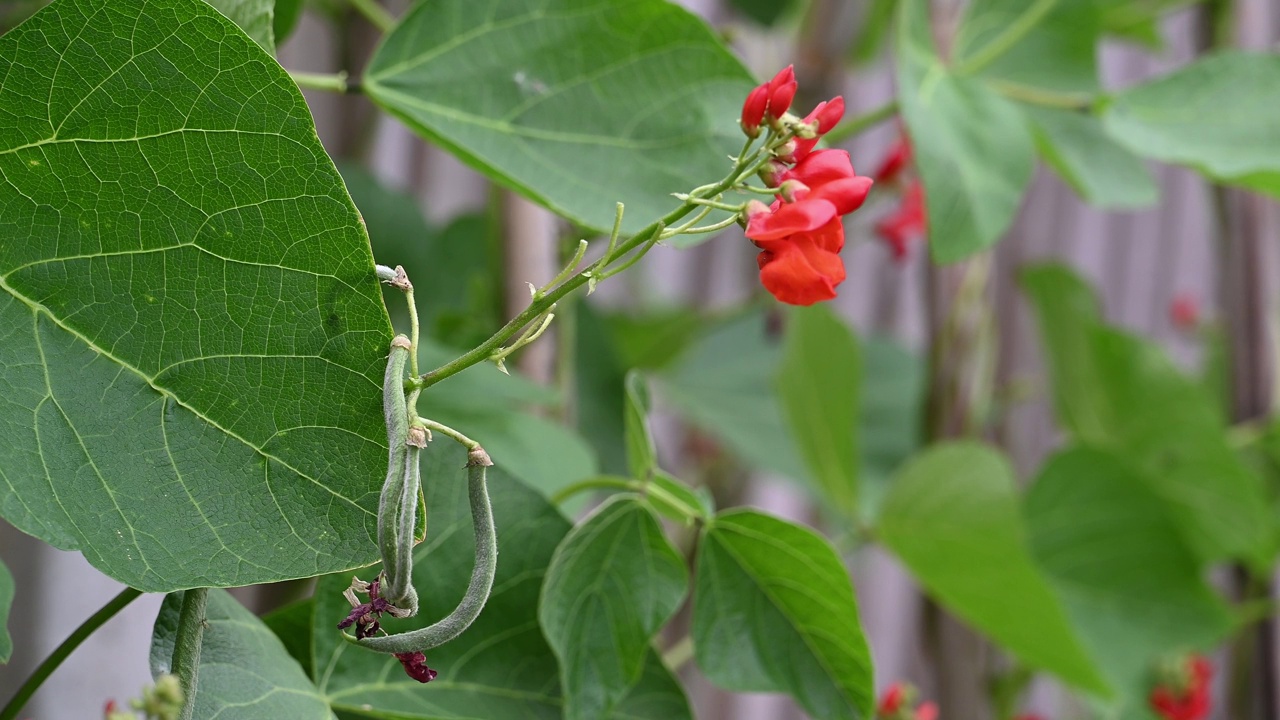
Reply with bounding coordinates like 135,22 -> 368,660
1170,293 -> 1199,330
1150,655 -> 1212,720
741,66 -> 798,137
782,149 -> 873,215
874,134 -> 914,185
751,208 -> 845,306
914,702 -> 938,720
876,683 -> 938,720
790,97 -> 845,162
875,180 -> 926,262
877,683 -> 906,715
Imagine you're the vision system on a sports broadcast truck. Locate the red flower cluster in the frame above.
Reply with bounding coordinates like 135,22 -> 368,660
872,134 -> 926,262
1150,655 -> 1212,720
739,69 -> 872,306
876,682 -> 938,720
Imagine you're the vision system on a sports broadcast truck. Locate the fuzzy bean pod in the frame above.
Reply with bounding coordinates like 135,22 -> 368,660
378,335 -> 417,609
351,447 -> 497,654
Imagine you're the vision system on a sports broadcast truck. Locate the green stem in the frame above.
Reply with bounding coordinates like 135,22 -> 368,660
956,0 -> 1056,76
171,588 -> 209,720
288,71 -> 354,94
823,100 -> 899,144
549,475 -> 637,505
419,151 -> 765,389
350,449 -> 497,654
987,80 -> 1094,109
0,587 -> 143,720
665,215 -> 743,237
347,0 -> 395,32
413,417 -> 481,450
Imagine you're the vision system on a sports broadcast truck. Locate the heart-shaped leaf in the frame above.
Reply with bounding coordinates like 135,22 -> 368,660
361,0 -> 753,234
1026,447 -> 1233,699
693,509 -> 875,720
540,495 -> 688,720
1103,52 -> 1280,197
777,304 -> 861,519
151,589 -> 335,719
206,0 -> 275,51
896,0 -> 1035,262
1021,265 -> 1275,567
1024,106 -> 1157,209
878,443 -> 1108,694
0,0 -> 392,590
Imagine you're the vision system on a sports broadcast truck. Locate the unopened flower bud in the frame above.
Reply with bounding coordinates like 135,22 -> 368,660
774,140 -> 798,163
759,160 -> 790,188
778,180 -> 809,203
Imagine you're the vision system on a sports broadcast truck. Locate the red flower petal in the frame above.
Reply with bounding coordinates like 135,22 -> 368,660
745,198 -> 837,241
755,225 -> 846,306
741,85 -> 769,135
765,65 -> 798,120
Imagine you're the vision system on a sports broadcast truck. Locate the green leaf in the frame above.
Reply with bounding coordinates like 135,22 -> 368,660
1103,52 -> 1280,197
361,0 -> 753,234
955,0 -> 1099,94
1101,0 -> 1183,48
878,443 -> 1108,694
1024,106 -> 1157,209
1021,265 -> 1275,566
540,496 -> 688,720
0,0 -> 392,590
273,0 -> 304,44
727,0 -> 798,26
205,0 -> 275,51
777,305 -> 861,518
151,589 -> 334,719
646,470 -> 711,525
849,0 -> 899,65
313,444 -> 690,719
658,310 -> 808,481
576,301 -> 630,476
624,371 -> 658,480
606,307 -> 706,371
896,0 -> 1036,262
858,338 -> 924,521
1025,447 -> 1233,698
0,557 -> 11,663
693,509 -> 875,720
262,598 -> 316,679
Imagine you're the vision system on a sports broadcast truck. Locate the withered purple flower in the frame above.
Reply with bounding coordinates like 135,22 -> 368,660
395,651 -> 438,683
338,576 -> 411,640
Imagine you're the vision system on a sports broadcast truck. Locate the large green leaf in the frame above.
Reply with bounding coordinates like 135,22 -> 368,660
858,338 -> 924,522
313,444 -> 689,719
693,509 -> 875,720
0,0 -> 391,590
0,556 -> 11,663
206,0 -> 274,51
262,597 -> 317,679
1103,52 -> 1280,197
151,589 -> 335,720
896,0 -> 1035,262
877,443 -> 1108,694
658,310 -> 808,481
1026,448 -> 1232,700
540,496 -> 688,720
361,0 -> 753,234
1025,106 -> 1157,209
1021,265 -> 1275,566
273,0 -> 304,45
777,305 -> 860,518
955,0 -> 1099,95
